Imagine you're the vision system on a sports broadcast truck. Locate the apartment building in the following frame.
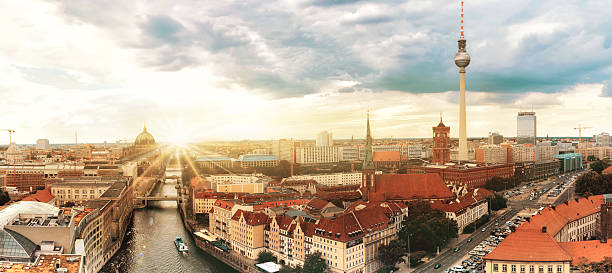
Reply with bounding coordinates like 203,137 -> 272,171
286,172 -> 362,187
431,188 -> 492,233
230,210 -> 268,259
295,146 -> 340,164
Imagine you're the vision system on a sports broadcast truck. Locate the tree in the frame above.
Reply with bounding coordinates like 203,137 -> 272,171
489,194 -> 507,211
0,191 -> 10,206
398,204 -> 458,255
575,256 -> 612,272
575,171 -> 612,196
378,239 -> 407,268
256,250 -> 277,264
590,159 -> 608,174
303,252 -> 327,273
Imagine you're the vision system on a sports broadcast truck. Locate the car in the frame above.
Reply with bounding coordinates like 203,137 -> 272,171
467,238 -> 473,242
454,247 -> 460,252
481,228 -> 486,232
434,263 -> 441,269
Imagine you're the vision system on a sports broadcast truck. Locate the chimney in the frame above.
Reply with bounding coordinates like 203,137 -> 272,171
541,226 -> 547,233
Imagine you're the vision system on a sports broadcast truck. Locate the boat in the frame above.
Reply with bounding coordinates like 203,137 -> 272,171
174,236 -> 188,253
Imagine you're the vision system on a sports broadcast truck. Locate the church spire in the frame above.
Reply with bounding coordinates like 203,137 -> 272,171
143,122 -> 147,132
363,111 -> 375,170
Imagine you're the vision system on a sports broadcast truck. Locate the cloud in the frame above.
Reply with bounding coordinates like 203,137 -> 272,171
0,0 -> 611,143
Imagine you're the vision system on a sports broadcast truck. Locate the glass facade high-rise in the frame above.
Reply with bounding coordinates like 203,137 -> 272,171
517,112 -> 536,145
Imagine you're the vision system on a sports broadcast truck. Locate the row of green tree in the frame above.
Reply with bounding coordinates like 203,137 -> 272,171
257,251 -> 327,273
589,159 -> 609,175
575,171 -> 612,197
377,202 -> 459,271
484,175 -> 527,192
489,194 -> 508,211
463,214 -> 490,234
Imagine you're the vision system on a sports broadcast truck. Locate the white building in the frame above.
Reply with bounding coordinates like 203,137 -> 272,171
286,172 -> 362,187
511,144 -> 536,163
272,139 -> 299,163
316,131 -> 333,147
536,145 -> 557,162
595,132 -> 611,147
295,146 -> 340,164
476,145 -> 508,164
339,146 -> 360,161
36,139 -> 50,150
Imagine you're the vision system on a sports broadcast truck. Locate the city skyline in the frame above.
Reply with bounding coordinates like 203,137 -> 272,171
2,0 -> 612,144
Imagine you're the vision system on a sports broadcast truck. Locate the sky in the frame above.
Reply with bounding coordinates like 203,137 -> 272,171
1,0 -> 611,144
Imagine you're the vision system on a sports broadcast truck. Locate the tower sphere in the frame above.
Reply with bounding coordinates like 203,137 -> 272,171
454,39 -> 470,68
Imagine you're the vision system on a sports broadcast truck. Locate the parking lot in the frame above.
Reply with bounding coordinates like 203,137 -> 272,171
444,215 -> 528,273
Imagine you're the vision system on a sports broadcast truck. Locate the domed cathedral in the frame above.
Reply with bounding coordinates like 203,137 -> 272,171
122,123 -> 157,157
134,123 -> 156,152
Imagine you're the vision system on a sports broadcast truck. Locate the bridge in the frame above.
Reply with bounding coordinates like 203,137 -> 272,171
135,195 -> 178,201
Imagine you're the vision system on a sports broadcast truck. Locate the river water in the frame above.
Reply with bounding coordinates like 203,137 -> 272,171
100,170 -> 237,273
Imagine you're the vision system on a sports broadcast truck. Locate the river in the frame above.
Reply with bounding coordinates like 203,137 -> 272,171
100,169 -> 238,273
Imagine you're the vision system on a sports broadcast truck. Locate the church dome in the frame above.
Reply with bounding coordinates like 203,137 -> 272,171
135,124 -> 156,146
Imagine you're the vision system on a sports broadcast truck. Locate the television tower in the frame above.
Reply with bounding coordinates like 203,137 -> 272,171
454,0 -> 470,161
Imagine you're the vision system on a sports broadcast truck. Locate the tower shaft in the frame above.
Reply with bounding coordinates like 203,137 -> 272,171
459,69 -> 468,161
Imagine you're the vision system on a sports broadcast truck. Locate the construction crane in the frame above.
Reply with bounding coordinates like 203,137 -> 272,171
1,129 -> 15,145
573,125 -> 592,161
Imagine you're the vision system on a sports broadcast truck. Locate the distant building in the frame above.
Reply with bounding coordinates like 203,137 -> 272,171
237,154 -> 278,168
286,172 -> 362,187
295,146 -> 339,164
510,144 -> 536,163
195,155 -> 233,169
272,139 -> 300,163
554,153 -> 583,173
595,132 -> 611,147
316,131 -> 333,146
36,139 -> 50,150
488,132 -> 503,145
339,145 -> 360,161
432,118 -> 450,164
536,145 -> 556,162
517,111 -> 536,145
476,145 -> 508,164
405,163 -> 514,189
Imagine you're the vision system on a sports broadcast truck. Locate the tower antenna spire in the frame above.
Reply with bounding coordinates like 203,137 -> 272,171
460,1 -> 464,39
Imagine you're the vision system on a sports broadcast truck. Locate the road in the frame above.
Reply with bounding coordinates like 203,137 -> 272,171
409,209 -> 516,273
406,171 -> 584,273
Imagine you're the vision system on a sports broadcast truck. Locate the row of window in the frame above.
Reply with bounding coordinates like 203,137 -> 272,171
493,264 -> 563,273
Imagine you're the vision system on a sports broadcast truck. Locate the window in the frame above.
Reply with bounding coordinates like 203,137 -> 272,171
548,266 -> 552,273
556,266 -> 562,272
539,266 -> 544,273
521,265 -> 525,272
503,264 -> 508,272
512,265 -> 516,272
530,265 -> 534,273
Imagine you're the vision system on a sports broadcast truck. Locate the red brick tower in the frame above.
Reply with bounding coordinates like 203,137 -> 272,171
432,116 -> 450,164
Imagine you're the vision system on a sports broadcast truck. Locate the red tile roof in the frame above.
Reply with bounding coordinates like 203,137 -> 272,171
306,198 -> 330,211
231,209 -> 269,226
431,188 -> 493,214
517,195 -> 604,236
313,201 -> 405,242
374,151 -> 401,162
374,173 -> 454,201
21,187 -> 54,203
214,199 -> 236,211
559,240 -> 612,265
484,230 -> 572,262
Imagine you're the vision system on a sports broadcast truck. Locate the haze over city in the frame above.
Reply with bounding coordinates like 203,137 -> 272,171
2,0 -> 612,144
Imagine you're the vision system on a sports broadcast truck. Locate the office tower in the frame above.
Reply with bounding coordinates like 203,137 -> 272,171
316,131 -> 333,146
517,111 -> 536,145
